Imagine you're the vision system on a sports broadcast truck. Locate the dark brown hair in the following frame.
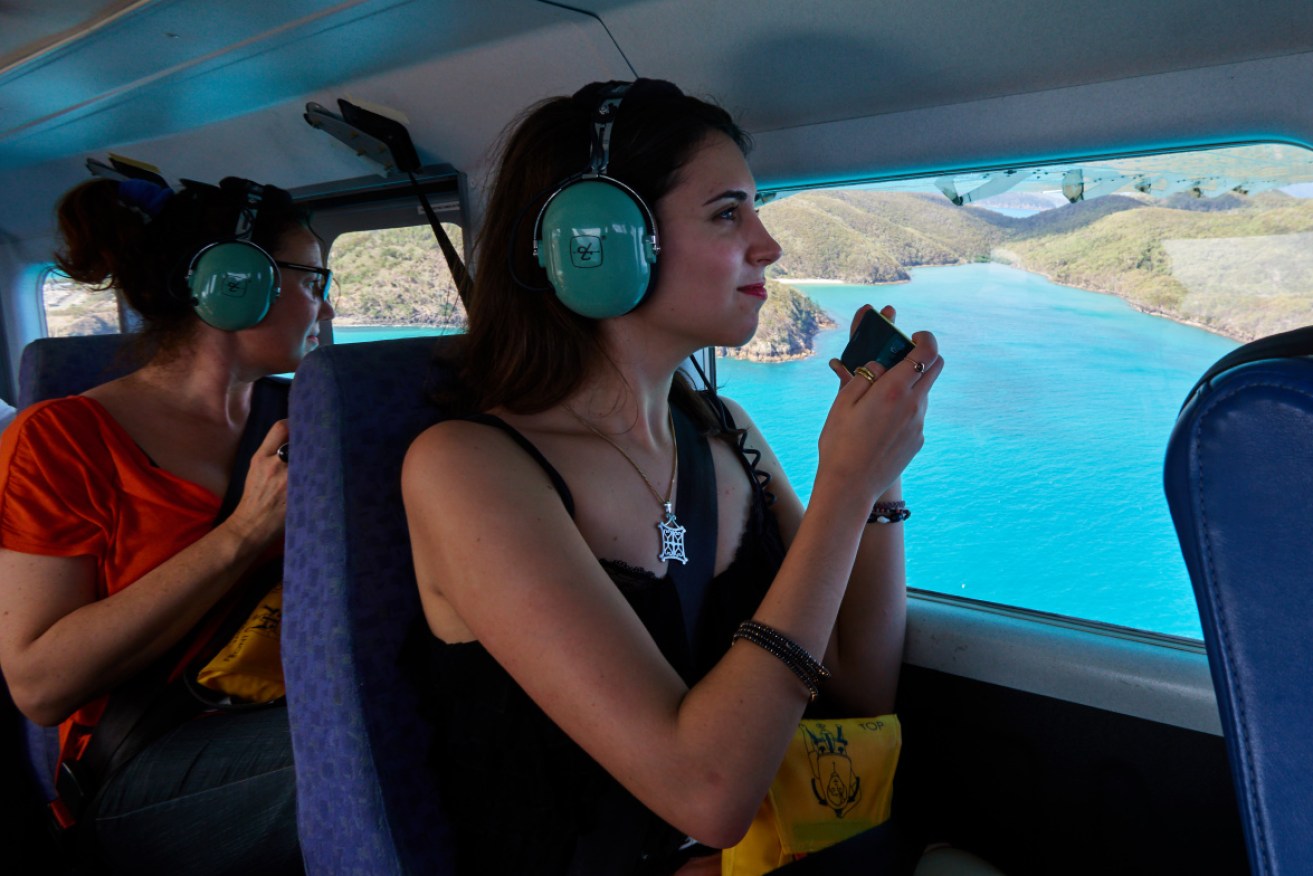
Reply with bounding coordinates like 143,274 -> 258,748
457,79 -> 751,418
55,176 -> 311,357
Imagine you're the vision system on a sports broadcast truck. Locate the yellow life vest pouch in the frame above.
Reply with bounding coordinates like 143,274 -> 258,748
195,581 -> 285,703
722,714 -> 901,876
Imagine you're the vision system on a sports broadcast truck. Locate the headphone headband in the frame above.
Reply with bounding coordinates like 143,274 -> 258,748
531,81 -> 661,319
225,178 -> 268,240
588,85 -> 629,175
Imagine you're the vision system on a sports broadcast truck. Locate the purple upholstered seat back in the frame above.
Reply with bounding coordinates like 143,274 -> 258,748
17,333 -> 137,408
283,335 -> 458,874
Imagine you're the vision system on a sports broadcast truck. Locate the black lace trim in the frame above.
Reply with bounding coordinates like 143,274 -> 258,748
598,486 -> 768,592
728,425 -> 776,508
700,391 -> 776,509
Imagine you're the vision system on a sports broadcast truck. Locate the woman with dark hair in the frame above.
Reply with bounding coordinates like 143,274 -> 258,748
0,175 -> 331,874
403,80 -> 968,875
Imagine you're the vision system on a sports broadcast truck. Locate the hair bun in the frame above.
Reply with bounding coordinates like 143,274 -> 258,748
117,179 -> 174,219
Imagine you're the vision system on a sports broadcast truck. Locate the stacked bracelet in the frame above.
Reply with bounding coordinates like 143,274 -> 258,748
868,500 -> 911,525
732,620 -> 832,702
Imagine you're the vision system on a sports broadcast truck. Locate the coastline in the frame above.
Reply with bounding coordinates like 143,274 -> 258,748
988,250 -> 1246,342
333,320 -> 459,330
717,347 -> 818,363
791,261 -> 1247,344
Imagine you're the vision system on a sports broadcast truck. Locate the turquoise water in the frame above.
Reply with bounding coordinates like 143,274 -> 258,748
717,263 -> 1237,638
334,325 -> 456,343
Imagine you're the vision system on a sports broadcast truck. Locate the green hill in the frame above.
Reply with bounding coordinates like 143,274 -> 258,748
330,225 -> 466,326
762,191 -> 1006,283
761,189 -> 1313,342
718,280 -> 836,362
999,194 -> 1313,339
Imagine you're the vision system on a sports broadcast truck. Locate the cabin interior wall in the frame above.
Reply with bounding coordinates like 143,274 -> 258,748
895,666 -> 1247,876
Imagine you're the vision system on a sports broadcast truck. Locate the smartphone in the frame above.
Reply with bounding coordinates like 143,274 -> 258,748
839,309 -> 916,374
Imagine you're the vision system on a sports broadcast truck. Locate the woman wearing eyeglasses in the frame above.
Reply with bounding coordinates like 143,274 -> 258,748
0,176 -> 330,874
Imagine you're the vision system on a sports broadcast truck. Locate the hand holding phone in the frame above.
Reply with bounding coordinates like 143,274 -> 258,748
839,308 -> 916,374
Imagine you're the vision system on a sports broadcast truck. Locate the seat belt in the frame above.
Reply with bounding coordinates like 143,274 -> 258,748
567,399 -> 721,875
53,377 -> 289,826
667,401 -> 718,680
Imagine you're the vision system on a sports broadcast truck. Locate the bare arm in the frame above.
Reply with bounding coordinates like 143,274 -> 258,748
822,306 -> 944,712
716,397 -> 913,716
744,305 -> 943,715
0,420 -> 289,726
404,337 -> 937,846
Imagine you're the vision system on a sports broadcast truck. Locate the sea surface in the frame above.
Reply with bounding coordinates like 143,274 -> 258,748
719,264 -> 1236,638
334,325 -> 459,343
339,263 -> 1238,638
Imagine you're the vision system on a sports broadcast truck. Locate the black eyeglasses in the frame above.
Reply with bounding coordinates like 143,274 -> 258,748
275,260 -> 333,303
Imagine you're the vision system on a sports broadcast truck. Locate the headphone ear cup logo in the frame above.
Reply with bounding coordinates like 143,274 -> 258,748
186,240 -> 281,331
569,235 -> 603,268
536,179 -> 658,319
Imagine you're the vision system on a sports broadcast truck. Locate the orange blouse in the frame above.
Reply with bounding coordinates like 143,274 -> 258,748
0,396 -> 220,774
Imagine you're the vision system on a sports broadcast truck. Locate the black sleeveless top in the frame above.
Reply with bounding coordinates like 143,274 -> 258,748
404,398 -> 787,875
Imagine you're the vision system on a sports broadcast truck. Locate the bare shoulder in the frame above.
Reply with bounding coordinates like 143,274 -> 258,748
405,418 -> 522,476
406,418 -> 495,466
402,417 -> 561,516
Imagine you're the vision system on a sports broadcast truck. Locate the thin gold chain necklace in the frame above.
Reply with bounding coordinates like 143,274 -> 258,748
568,407 -> 688,565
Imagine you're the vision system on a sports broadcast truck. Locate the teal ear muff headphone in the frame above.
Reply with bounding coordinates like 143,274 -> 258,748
531,83 -> 660,319
184,181 -> 281,331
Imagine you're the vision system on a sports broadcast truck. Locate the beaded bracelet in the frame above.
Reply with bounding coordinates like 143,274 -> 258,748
868,500 -> 911,525
732,620 -> 832,702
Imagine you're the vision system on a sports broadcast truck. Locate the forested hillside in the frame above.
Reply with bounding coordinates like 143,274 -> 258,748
762,190 -> 1313,341
717,280 -> 835,362
330,225 -> 466,326
763,191 -> 1006,283
998,193 -> 1313,339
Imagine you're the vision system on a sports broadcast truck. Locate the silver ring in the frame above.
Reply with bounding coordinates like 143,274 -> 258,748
277,443 -> 290,463
852,366 -> 876,384
907,358 -> 927,374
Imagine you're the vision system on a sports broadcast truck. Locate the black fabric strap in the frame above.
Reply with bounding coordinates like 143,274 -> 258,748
214,377 -> 290,523
55,377 -> 290,824
667,402 -> 717,680
568,401 -> 720,876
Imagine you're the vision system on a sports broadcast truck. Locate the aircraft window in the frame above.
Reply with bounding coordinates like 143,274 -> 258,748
328,222 -> 466,344
40,268 -> 122,337
743,142 -> 1313,639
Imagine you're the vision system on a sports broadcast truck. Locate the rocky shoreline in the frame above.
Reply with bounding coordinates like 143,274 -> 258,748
718,279 -> 837,363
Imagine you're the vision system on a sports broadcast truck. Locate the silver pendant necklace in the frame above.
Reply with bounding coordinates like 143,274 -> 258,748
569,407 -> 688,565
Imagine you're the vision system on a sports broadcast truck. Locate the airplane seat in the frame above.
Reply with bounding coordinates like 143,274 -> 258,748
16,333 -> 137,408
1164,334 -> 1313,876
8,332 -> 139,806
282,335 -> 458,874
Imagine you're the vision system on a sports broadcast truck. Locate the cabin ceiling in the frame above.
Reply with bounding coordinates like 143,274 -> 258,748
2,0 -> 1313,241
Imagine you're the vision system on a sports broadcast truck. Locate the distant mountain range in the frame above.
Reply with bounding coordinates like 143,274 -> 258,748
761,189 -> 1313,342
